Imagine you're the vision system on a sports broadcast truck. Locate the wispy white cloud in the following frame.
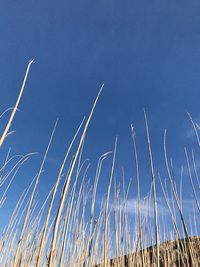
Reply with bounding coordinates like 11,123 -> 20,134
115,197 -> 199,219
124,197 -> 169,218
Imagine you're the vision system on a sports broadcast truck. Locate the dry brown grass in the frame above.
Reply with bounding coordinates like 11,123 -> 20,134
0,62 -> 199,266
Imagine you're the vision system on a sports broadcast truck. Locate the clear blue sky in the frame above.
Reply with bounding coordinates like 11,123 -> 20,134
0,0 -> 199,230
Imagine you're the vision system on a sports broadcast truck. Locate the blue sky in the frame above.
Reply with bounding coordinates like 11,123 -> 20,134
0,0 -> 200,230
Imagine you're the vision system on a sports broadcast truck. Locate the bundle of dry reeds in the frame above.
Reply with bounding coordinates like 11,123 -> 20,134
0,62 -> 199,267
